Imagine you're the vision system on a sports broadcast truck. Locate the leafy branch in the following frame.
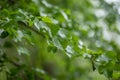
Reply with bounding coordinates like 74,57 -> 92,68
17,21 -> 45,38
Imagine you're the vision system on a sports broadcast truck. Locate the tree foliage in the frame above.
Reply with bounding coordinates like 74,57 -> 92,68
0,0 -> 120,80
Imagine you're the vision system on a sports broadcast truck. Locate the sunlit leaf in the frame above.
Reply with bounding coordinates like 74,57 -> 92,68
17,47 -> 29,56
42,16 -> 52,23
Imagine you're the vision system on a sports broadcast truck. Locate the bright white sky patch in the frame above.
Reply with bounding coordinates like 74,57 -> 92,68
118,7 -> 120,14
95,9 -> 107,18
105,0 -> 120,4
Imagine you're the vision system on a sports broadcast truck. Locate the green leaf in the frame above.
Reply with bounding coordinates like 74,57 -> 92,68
17,47 -> 29,56
42,16 -> 52,23
105,51 -> 116,59
49,24 -> 60,36
60,10 -> 69,21
65,45 -> 74,58
52,37 -> 63,50
34,18 -> 41,30
47,45 -> 57,53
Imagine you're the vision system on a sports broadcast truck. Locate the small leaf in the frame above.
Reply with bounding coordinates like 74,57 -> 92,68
65,45 -> 74,58
17,47 -> 29,56
52,37 -> 63,50
42,16 -> 52,23
49,24 -> 59,36
60,10 -> 68,21
34,18 -> 40,30
47,45 -> 57,53
105,51 -> 116,59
